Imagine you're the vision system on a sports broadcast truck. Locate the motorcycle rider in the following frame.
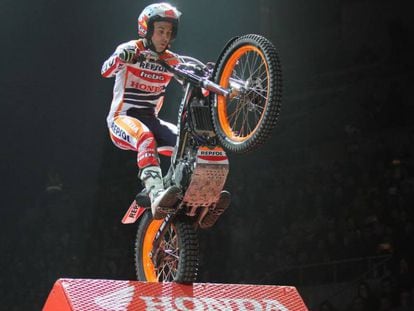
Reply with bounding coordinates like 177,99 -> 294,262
101,3 -> 182,219
102,2 -> 230,223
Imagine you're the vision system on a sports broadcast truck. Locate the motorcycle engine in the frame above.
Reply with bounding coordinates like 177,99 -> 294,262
189,97 -> 215,137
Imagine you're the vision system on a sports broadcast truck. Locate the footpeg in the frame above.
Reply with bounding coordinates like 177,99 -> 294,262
152,186 -> 181,220
199,190 -> 231,229
135,189 -> 151,208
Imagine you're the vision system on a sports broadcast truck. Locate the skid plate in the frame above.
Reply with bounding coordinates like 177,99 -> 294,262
182,147 -> 229,211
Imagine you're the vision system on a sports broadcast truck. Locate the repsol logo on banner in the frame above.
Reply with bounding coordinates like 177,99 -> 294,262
111,122 -> 131,143
139,296 -> 289,311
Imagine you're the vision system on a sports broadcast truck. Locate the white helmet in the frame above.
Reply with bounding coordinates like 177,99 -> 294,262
138,3 -> 182,41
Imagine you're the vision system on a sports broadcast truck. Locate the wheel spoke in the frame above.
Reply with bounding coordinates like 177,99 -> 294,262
249,88 -> 268,101
224,50 -> 269,138
214,35 -> 281,153
154,225 -> 180,281
233,99 -> 248,136
248,60 -> 266,82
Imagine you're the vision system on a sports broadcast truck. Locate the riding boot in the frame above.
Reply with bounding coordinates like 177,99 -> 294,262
199,190 -> 231,229
135,188 -> 151,208
139,166 -> 180,219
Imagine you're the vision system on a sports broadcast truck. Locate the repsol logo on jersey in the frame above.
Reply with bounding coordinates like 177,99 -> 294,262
130,81 -> 164,93
139,61 -> 168,72
111,122 -> 131,143
140,71 -> 165,81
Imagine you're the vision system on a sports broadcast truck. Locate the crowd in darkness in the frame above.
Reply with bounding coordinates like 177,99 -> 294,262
199,123 -> 414,310
3,99 -> 413,310
2,0 -> 413,310
3,126 -> 414,310
246,130 -> 412,270
2,121 -> 413,310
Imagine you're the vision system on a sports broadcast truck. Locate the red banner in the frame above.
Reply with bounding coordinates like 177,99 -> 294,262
43,278 -> 308,311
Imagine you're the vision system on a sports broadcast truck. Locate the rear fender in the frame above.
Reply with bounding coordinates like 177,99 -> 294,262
121,201 -> 147,224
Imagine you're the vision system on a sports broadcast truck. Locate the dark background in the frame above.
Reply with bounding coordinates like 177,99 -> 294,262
1,0 -> 413,310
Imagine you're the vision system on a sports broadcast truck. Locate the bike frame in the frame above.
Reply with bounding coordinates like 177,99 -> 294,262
122,56 -> 234,226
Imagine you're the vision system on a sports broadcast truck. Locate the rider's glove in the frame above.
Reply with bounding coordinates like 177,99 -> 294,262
118,48 -> 137,63
139,50 -> 159,62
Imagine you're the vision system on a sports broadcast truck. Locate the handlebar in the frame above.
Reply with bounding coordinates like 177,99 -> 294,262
136,53 -> 238,98
156,57 -> 232,97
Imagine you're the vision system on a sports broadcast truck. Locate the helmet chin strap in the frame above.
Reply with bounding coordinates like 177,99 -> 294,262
143,38 -> 168,54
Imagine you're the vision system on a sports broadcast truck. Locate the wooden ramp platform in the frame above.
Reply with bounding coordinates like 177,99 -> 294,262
43,278 -> 308,310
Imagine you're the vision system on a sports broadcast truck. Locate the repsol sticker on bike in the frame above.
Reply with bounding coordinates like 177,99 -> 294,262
197,147 -> 228,164
122,201 -> 145,224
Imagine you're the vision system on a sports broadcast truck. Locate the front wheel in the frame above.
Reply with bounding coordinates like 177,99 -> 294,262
135,211 -> 199,283
212,34 -> 283,153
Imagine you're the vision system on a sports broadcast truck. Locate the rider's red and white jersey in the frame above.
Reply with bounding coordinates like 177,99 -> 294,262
101,39 -> 180,126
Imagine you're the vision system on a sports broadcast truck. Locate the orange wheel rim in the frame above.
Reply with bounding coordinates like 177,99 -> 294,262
142,219 -> 163,282
217,45 -> 270,142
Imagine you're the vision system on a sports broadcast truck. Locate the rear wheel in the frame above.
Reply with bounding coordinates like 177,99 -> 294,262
135,211 -> 199,283
212,34 -> 282,153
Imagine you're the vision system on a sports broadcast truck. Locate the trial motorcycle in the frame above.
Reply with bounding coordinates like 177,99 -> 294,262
121,34 -> 283,283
